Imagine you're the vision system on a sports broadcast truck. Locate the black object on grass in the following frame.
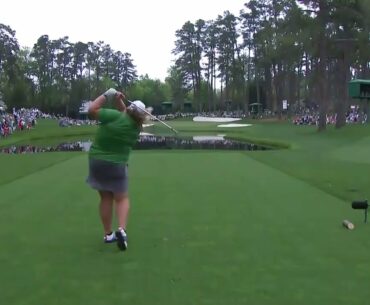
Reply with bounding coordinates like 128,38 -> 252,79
352,200 -> 369,223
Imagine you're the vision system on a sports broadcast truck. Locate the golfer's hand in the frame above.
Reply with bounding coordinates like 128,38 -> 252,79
103,88 -> 117,100
115,91 -> 127,112
115,91 -> 126,102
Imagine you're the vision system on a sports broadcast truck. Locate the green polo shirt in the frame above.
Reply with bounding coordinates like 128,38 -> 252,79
89,109 -> 140,163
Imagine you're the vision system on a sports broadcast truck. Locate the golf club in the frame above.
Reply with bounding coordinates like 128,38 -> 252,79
127,100 -> 179,134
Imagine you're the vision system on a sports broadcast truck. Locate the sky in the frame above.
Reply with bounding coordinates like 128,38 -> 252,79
1,0 -> 246,81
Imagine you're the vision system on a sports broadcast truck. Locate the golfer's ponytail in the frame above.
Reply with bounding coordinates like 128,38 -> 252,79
126,107 -> 148,127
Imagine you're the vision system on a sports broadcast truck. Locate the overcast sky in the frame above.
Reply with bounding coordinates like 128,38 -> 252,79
1,0 -> 246,81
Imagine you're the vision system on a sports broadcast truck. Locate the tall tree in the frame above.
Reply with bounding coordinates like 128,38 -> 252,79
165,65 -> 190,109
0,23 -> 19,82
297,0 -> 332,131
215,11 -> 241,109
0,23 -> 21,107
173,20 -> 204,110
203,20 -> 218,111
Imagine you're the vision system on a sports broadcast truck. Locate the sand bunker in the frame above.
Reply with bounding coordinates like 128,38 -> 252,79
193,117 -> 241,123
217,123 -> 252,128
140,132 -> 154,136
193,135 -> 225,141
143,124 -> 154,127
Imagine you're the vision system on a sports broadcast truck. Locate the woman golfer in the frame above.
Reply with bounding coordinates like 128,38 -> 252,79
87,88 -> 148,251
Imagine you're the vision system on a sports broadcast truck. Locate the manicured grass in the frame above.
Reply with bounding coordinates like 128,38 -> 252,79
148,119 -> 370,202
0,119 -> 96,147
0,118 -> 370,305
0,153 -> 81,186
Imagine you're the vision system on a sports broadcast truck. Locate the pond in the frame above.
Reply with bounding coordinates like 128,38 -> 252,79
0,135 -> 271,154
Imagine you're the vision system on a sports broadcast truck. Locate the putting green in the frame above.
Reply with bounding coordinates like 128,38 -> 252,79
1,151 -> 369,305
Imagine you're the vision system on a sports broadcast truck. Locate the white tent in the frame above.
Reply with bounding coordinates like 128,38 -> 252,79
0,99 -> 6,112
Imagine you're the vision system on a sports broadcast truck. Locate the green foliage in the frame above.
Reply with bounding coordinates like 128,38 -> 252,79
128,76 -> 170,107
165,66 -> 191,108
0,29 -> 139,116
0,23 -> 19,81
1,0 -> 369,118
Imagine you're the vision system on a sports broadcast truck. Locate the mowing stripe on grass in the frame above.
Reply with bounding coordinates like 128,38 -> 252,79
0,152 -> 83,186
1,151 -> 370,305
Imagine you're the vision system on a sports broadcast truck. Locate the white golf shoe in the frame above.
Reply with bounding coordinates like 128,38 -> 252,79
115,228 -> 128,251
104,232 -> 117,243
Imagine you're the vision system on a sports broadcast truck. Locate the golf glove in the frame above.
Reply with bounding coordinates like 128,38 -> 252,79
103,88 -> 117,100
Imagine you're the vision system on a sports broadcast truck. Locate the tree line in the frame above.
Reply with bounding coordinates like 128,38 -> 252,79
172,0 -> 369,130
0,27 -> 139,116
0,0 -> 369,130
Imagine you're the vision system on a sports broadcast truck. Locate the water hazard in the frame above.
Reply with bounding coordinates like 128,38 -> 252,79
0,135 -> 271,154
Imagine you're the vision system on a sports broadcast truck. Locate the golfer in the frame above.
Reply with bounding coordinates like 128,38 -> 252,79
87,88 -> 149,251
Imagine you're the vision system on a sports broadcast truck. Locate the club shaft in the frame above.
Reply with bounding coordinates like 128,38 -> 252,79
127,100 -> 178,133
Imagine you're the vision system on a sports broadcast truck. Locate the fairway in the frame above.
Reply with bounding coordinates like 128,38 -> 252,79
1,145 -> 370,305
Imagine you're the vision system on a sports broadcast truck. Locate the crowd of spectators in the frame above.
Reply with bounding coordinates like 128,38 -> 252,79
155,110 -> 254,122
0,108 -> 40,138
292,107 -> 367,125
58,117 -> 97,127
0,107 -> 97,141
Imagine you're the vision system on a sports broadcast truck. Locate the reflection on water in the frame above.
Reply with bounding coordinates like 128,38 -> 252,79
0,141 -> 92,154
136,136 -> 269,151
0,136 -> 270,154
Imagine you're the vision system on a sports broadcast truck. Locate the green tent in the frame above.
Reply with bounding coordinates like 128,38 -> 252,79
349,79 -> 370,123
349,79 -> 370,99
249,102 -> 262,114
183,101 -> 192,112
161,101 -> 173,114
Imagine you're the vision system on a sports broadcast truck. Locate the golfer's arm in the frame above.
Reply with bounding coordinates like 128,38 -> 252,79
88,95 -> 106,120
115,98 -> 126,112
